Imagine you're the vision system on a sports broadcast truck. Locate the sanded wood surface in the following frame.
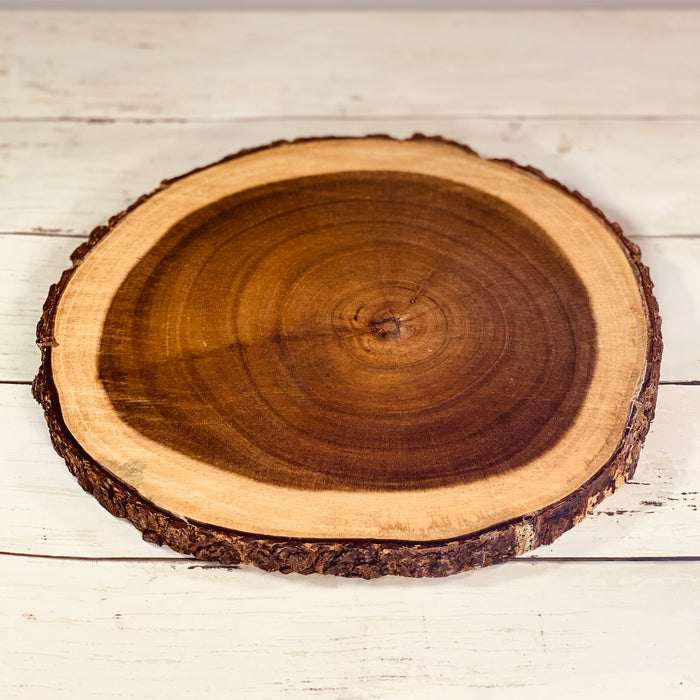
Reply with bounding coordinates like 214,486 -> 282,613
36,135 -> 660,576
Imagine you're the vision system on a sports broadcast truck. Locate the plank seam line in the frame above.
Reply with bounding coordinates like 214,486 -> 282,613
6,379 -> 700,388
0,379 -> 700,388
633,234 -> 700,240
0,231 -> 88,239
2,114 -> 700,125
2,551 -> 699,564
659,380 -> 700,386
3,379 -> 698,387
2,231 -> 699,241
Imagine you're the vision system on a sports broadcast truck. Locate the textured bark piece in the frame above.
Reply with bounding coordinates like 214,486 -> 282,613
34,135 -> 662,578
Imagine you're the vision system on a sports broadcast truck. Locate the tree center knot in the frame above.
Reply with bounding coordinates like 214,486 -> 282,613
370,316 -> 402,340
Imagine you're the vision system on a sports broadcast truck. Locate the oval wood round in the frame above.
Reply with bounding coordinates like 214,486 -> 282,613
34,135 -> 662,578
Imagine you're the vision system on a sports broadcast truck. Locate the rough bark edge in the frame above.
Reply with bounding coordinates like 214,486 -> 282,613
32,134 -> 663,579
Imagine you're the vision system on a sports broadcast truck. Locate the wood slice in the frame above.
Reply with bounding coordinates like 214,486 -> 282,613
34,135 -> 662,578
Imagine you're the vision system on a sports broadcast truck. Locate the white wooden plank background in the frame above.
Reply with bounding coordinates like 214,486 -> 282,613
4,557 -> 699,699
2,119 -> 700,238
2,11 -> 700,119
1,9 -> 698,698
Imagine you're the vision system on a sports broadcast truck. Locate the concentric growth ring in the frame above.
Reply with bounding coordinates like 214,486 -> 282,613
98,170 -> 596,491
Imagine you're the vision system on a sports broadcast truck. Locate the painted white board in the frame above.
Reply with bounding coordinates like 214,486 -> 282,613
2,11 -> 700,119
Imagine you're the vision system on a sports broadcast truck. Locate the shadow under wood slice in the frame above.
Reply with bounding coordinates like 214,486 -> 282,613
33,135 -> 661,578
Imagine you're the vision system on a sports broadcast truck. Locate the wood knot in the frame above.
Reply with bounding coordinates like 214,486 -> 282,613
370,316 -> 402,339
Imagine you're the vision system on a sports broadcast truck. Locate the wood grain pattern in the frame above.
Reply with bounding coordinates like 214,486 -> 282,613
4,557 -> 699,699
5,384 -> 699,560
34,135 -> 661,577
6,228 -> 699,387
98,169 -> 596,491
3,10 -> 700,119
3,119 -> 700,240
3,9 -> 697,696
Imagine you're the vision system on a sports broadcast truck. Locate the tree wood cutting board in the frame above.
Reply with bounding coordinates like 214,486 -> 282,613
33,135 -> 662,578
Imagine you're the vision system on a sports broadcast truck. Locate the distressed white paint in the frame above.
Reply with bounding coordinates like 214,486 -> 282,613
1,119 -> 700,238
2,556 -> 699,698
2,11 -> 700,119
634,237 -> 700,382
0,235 -> 80,383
